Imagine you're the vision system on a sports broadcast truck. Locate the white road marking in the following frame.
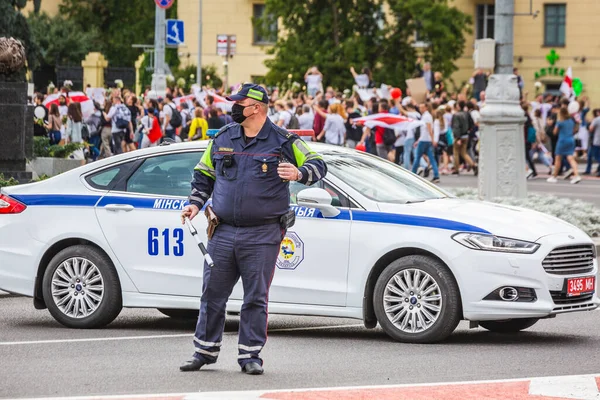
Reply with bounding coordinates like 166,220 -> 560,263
0,333 -> 191,346
0,324 -> 363,346
529,375 -> 600,399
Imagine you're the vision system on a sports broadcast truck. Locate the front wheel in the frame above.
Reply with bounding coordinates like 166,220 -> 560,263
480,318 -> 539,333
373,255 -> 462,343
42,245 -> 122,328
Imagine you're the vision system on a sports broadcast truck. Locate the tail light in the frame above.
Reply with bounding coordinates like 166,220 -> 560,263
0,194 -> 27,214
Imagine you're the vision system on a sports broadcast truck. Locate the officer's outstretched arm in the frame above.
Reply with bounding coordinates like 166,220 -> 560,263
189,140 -> 216,209
290,138 -> 327,186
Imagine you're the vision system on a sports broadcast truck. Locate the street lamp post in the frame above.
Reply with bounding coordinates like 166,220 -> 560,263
197,0 -> 202,88
151,4 -> 167,98
478,0 -> 527,200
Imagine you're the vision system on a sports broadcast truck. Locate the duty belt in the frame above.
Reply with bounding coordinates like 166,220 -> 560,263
221,217 -> 281,228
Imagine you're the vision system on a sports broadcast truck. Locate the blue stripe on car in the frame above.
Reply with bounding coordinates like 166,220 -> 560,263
12,194 -> 489,233
351,210 -> 490,234
10,194 -> 101,207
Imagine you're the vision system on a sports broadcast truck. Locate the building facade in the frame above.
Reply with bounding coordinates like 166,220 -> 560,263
177,0 -> 273,87
24,0 -> 599,103
451,0 -> 597,103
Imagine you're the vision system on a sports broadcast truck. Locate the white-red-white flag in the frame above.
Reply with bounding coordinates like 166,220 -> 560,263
43,91 -> 95,118
353,113 -> 420,130
559,67 -> 573,99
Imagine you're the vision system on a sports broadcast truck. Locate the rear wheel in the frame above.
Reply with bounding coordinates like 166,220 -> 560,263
373,255 -> 461,343
480,318 -> 539,333
42,245 -> 122,328
158,309 -> 199,320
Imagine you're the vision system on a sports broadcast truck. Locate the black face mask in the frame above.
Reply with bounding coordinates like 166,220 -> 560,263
231,103 -> 250,124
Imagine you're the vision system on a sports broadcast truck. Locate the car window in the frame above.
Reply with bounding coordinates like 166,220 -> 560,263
290,180 -> 355,208
126,152 -> 202,197
321,152 -> 450,204
85,161 -> 138,191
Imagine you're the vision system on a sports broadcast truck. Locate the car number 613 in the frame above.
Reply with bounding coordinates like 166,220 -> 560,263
148,228 -> 184,257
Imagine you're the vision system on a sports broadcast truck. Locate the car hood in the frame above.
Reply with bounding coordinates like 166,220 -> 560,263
377,198 -> 587,242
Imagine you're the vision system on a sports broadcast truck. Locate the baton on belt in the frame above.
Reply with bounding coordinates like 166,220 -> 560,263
184,217 -> 215,268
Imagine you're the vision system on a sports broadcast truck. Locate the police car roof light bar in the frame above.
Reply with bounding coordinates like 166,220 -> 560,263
184,217 -> 215,268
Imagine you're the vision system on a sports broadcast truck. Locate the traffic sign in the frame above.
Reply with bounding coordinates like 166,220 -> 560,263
217,34 -> 236,56
166,19 -> 184,46
155,0 -> 175,9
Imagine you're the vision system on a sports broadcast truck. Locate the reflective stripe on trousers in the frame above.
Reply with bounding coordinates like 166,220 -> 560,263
192,223 -> 282,367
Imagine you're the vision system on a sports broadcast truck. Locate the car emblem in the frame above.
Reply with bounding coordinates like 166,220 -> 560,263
568,235 -> 575,239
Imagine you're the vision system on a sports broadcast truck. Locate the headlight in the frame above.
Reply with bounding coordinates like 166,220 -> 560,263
452,233 -> 540,254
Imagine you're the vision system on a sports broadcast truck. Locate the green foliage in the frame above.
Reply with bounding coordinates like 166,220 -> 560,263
57,0 -> 174,67
0,174 -> 19,188
262,0 -> 472,91
382,0 -> 472,88
263,0 -> 384,90
171,65 -> 224,92
0,0 -> 38,79
31,174 -> 51,182
27,12 -> 100,67
33,137 -> 83,159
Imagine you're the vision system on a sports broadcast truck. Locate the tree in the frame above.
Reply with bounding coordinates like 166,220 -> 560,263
380,0 -> 472,89
261,0 -> 471,91
27,13 -> 100,67
261,0 -> 384,90
58,0 -> 179,68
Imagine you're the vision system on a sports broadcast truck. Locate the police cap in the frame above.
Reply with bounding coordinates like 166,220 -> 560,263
226,83 -> 269,104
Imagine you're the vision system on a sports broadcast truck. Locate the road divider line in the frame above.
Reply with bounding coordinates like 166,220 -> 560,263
0,324 -> 364,346
0,333 -> 191,346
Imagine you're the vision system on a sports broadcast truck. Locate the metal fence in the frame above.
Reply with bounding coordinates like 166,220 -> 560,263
104,67 -> 136,90
56,66 -> 84,91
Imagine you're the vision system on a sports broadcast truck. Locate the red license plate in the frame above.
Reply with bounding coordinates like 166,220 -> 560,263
566,276 -> 596,297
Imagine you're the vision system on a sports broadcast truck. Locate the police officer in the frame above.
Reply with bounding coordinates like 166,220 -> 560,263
179,84 -> 327,375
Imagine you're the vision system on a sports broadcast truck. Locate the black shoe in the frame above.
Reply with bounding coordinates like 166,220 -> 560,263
451,170 -> 459,175
431,177 -> 440,184
180,358 -> 206,372
424,166 -> 431,178
473,165 -> 479,176
242,362 -> 264,375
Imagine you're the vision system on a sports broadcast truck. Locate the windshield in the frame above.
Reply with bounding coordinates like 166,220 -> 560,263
322,151 -> 450,204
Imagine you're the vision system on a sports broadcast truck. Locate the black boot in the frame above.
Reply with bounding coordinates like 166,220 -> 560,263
242,362 -> 264,375
180,358 -> 206,372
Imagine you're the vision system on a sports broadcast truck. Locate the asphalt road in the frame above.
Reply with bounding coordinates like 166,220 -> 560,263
1,296 -> 600,399
437,173 -> 600,207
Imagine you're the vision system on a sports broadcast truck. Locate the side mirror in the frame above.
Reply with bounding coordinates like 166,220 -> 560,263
297,188 -> 340,218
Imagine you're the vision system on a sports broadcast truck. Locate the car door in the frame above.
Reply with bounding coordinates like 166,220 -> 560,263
94,150 -> 212,298
267,180 -> 352,307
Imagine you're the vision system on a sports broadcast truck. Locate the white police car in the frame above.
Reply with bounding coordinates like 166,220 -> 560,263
0,142 -> 598,343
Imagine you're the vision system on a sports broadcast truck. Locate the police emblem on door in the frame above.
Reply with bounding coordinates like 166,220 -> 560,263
277,232 -> 304,270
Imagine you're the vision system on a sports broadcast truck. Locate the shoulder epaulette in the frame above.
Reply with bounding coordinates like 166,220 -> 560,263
272,124 -> 297,141
214,122 -> 237,138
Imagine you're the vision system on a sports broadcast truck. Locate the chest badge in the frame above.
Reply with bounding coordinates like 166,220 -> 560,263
262,163 -> 268,173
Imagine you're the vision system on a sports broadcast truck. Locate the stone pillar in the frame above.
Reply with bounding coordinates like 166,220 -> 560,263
81,52 -> 108,88
135,54 -> 145,96
0,82 -> 33,182
478,74 -> 526,199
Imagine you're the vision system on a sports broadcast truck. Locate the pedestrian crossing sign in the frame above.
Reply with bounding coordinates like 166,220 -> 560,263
166,20 -> 184,46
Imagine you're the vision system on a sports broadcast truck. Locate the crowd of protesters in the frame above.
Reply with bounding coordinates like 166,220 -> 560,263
31,62 -> 600,182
